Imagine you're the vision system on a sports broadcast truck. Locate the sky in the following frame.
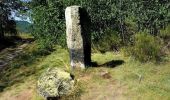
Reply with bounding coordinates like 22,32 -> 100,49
11,11 -> 32,23
12,0 -> 32,23
20,0 -> 31,2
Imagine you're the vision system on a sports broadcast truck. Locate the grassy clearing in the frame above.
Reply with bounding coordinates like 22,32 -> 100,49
0,42 -> 170,100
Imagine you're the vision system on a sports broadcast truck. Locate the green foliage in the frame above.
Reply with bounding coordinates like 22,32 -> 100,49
30,0 -> 170,50
30,0 -> 116,48
94,29 -> 121,52
31,1 -> 65,49
124,33 -> 164,62
160,25 -> 170,43
130,0 -> 170,34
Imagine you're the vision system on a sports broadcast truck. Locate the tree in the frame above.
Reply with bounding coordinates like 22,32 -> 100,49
0,0 -> 24,41
30,0 -> 117,48
30,0 -> 170,49
130,0 -> 170,35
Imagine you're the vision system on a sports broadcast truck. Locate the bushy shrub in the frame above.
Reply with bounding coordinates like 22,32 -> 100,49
123,33 -> 164,62
94,29 -> 121,52
160,25 -> 170,43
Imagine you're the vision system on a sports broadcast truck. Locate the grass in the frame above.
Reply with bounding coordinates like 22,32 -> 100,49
0,41 -> 170,100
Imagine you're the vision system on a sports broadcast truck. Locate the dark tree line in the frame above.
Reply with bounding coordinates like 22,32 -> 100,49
0,0 -> 26,41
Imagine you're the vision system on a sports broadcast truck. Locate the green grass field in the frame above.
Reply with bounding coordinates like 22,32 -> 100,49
0,41 -> 170,100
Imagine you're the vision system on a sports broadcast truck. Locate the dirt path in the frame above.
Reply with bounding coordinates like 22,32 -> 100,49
81,81 -> 127,100
79,69 -> 128,100
0,43 -> 28,69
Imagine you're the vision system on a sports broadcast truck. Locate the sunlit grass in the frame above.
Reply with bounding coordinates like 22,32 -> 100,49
18,33 -> 34,39
0,42 -> 169,100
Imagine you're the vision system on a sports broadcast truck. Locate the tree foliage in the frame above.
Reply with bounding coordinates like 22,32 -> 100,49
31,0 -> 65,49
30,0 -> 170,49
124,33 -> 164,62
0,0 -> 25,41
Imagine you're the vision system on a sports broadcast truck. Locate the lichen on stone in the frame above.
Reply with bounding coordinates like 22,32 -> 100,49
37,68 -> 75,98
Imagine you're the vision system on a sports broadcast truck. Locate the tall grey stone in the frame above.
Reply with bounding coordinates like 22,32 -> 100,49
65,6 -> 91,69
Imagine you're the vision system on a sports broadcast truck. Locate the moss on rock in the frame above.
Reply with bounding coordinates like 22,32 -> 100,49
37,68 -> 75,98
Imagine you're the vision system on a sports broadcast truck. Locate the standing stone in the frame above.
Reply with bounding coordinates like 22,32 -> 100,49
65,6 -> 91,69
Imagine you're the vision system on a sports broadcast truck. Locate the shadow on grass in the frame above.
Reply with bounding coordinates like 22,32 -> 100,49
0,36 -> 34,51
47,97 -> 60,100
91,60 -> 125,68
0,43 -> 53,92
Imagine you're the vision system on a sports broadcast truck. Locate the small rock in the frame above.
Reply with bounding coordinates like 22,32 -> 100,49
100,71 -> 111,79
37,68 -> 75,99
